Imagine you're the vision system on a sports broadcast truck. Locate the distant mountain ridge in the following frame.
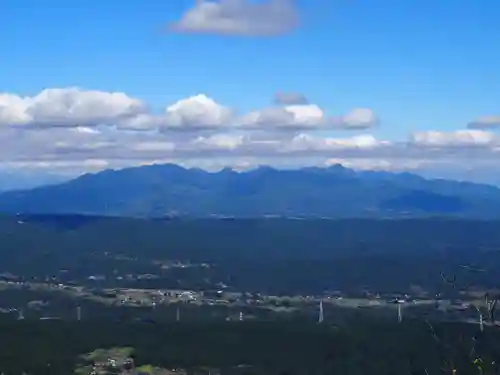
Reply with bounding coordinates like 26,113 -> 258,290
0,163 -> 499,218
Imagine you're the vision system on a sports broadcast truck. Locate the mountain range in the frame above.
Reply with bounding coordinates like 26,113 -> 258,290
0,163 -> 499,218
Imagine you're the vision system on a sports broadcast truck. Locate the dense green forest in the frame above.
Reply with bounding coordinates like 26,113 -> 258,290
0,317 -> 498,375
4,216 -> 500,261
1,216 -> 500,294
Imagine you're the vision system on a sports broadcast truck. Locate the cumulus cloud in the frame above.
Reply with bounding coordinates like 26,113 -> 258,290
467,116 -> 500,129
409,130 -> 498,148
95,94 -> 234,132
0,88 -> 379,133
236,105 -> 379,131
161,94 -> 234,131
333,108 -> 379,130
283,134 -> 388,153
237,104 -> 326,130
0,88 -> 145,128
170,0 -> 299,37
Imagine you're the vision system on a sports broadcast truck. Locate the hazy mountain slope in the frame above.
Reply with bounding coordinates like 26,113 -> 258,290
0,172 -> 69,192
0,164 -> 499,218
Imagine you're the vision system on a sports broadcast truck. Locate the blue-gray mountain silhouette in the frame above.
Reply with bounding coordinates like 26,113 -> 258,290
0,163 -> 499,218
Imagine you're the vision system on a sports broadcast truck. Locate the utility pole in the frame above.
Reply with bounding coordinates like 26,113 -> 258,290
475,305 -> 485,332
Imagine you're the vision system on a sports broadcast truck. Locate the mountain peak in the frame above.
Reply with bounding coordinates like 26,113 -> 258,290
0,164 -> 499,218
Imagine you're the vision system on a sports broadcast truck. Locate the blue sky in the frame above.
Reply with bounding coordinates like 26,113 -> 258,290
1,0 -> 500,183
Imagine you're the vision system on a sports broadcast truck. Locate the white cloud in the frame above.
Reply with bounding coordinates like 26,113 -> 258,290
1,86 -> 500,183
119,113 -> 163,131
279,105 -> 326,127
0,94 -> 31,126
170,0 -> 299,37
467,116 -> 500,129
237,104 -> 325,130
161,94 -> 234,131
283,134 -> 388,153
0,88 -> 146,128
334,108 -> 379,130
0,88 -> 378,133
410,130 -> 498,148
192,133 -> 245,150
236,105 -> 379,131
